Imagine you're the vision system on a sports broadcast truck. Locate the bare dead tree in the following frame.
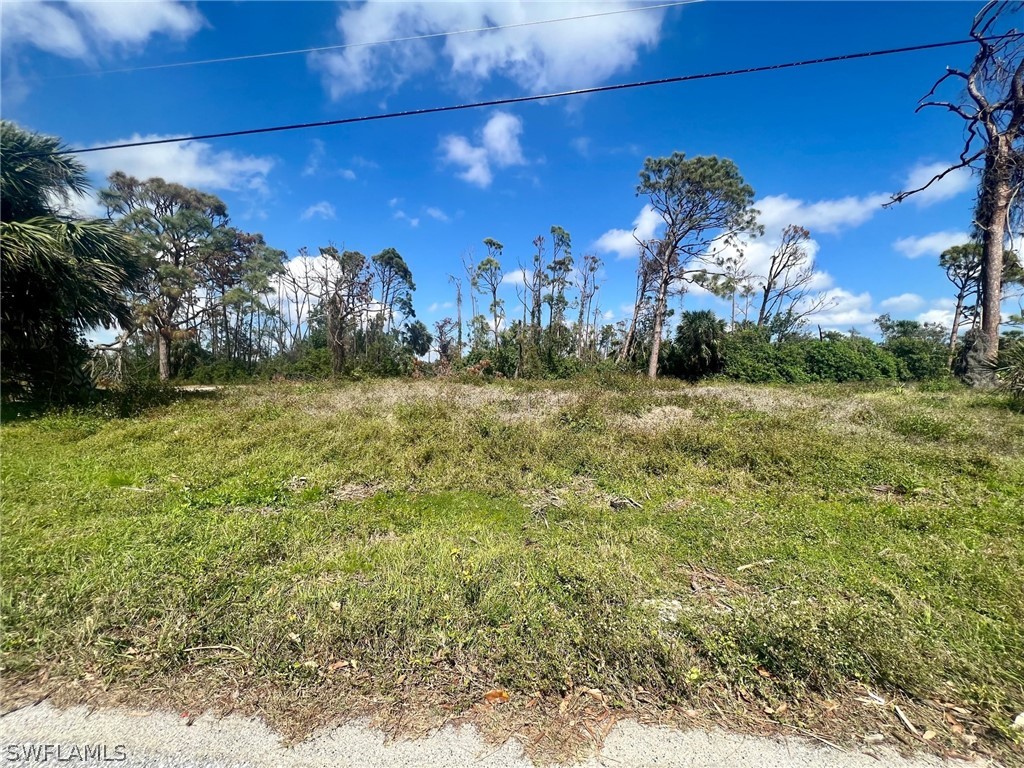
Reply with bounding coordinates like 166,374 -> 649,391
573,253 -> 602,357
617,244 -> 655,364
525,235 -> 548,342
461,250 -> 479,350
433,317 -> 458,373
890,2 -> 1023,375
447,273 -> 463,360
275,248 -> 318,356
320,247 -> 373,374
755,225 -> 835,335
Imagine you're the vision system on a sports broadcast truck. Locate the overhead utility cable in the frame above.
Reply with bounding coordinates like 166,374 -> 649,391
48,34 -> 1022,157
30,1 -> 704,80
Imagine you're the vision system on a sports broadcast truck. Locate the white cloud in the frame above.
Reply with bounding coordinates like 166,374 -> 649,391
916,309 -> 954,327
482,112 -> 525,166
756,193 -> 889,236
902,162 -> 973,206
571,137 -> 591,157
441,111 -> 526,188
303,140 -> 357,180
2,3 -> 88,58
75,2 -> 202,46
593,204 -> 662,259
441,136 -> 490,186
300,201 -> 336,221
880,293 -> 924,312
427,301 -> 455,313
813,289 -> 877,330
302,140 -> 326,177
85,136 -> 274,194
311,1 -> 664,100
393,210 -> 420,228
2,1 -> 203,60
603,309 -> 615,320
502,269 -> 531,286
425,206 -> 450,222
50,187 -> 108,219
893,230 -> 970,259
915,298 -> 958,329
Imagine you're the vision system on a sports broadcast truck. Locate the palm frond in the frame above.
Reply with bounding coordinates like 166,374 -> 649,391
1,120 -> 90,222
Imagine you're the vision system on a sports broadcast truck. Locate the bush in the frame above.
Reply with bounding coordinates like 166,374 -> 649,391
187,359 -> 252,384
997,340 -> 1024,401
884,337 -> 949,380
798,337 -> 901,383
720,330 -> 782,383
719,332 -> 901,384
99,378 -> 177,417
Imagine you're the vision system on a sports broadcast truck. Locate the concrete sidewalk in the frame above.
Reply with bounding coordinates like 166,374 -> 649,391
1,702 -> 983,768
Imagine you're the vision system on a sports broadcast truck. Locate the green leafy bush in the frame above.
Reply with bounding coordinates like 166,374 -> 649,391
798,337 -> 901,382
719,332 -> 902,384
100,378 -> 177,417
720,329 -> 782,383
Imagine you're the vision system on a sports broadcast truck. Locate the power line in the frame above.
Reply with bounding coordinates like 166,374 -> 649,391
29,1 -> 703,81
52,33 -> 1021,158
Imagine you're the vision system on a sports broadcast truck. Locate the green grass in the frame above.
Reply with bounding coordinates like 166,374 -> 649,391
2,377 -> 1023,750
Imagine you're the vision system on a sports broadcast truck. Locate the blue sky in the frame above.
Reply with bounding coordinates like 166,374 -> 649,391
1,1 -> 1000,337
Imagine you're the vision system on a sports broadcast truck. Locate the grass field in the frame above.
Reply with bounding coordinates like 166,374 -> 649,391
2,377 -> 1022,761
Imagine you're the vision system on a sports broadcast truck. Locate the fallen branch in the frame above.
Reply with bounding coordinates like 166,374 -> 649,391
894,704 -> 920,736
737,558 -> 775,572
182,645 -> 248,656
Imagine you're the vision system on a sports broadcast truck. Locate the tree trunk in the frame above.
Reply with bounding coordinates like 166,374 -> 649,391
492,288 -> 500,349
947,288 -> 966,370
978,143 -> 1011,380
575,303 -> 586,357
618,317 -> 636,364
618,265 -> 649,364
157,332 -> 172,381
531,286 -> 543,342
455,285 -> 463,360
756,283 -> 771,327
647,274 -> 670,379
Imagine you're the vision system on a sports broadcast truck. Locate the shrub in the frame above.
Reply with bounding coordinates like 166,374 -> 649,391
99,378 -> 177,417
720,329 -> 782,383
719,333 -> 901,384
797,337 -> 901,383
884,337 -> 949,380
997,340 -> 1024,401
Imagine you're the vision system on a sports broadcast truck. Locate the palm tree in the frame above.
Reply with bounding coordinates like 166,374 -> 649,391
1,121 -> 141,401
668,310 -> 727,381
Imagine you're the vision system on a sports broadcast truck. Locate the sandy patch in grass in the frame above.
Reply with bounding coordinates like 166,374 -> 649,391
614,405 -> 694,433
301,381 -> 578,423
688,385 -> 819,413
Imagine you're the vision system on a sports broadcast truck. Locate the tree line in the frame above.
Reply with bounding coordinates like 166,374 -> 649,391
2,4 -> 1022,401
2,118 -> 1021,403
